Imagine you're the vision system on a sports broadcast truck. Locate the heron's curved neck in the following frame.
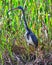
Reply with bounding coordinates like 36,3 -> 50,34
22,10 -> 28,30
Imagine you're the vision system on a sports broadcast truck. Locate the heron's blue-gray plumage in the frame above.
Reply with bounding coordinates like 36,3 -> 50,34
17,6 -> 38,48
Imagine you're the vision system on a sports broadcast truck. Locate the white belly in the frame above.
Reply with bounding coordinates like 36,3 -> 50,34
24,32 -> 34,46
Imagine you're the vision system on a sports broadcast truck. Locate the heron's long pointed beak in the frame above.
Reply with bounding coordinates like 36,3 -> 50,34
8,7 -> 18,13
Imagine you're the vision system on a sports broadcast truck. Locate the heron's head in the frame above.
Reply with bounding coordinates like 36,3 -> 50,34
8,6 -> 24,13
17,6 -> 23,11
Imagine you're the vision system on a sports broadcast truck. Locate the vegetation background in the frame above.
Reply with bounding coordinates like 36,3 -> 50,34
0,0 -> 52,65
